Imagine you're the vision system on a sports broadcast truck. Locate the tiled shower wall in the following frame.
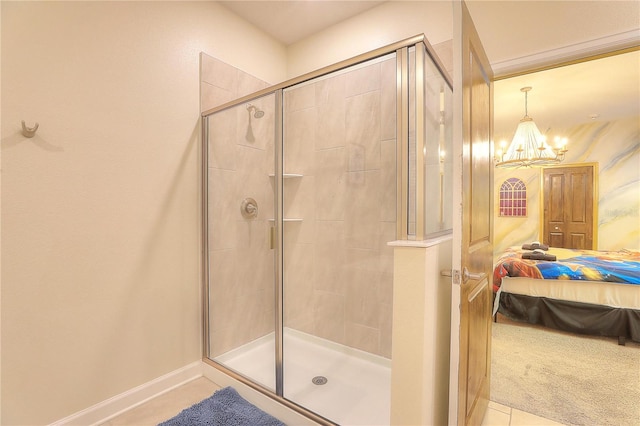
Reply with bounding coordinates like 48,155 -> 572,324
201,53 -> 273,356
201,53 -> 397,359
282,57 -> 397,358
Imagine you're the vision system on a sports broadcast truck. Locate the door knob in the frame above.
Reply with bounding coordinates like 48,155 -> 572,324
463,267 -> 486,282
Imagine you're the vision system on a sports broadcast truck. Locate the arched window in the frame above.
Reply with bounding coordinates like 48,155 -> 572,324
499,178 -> 527,217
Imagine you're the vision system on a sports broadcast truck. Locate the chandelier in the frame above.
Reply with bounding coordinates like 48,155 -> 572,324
495,86 -> 568,168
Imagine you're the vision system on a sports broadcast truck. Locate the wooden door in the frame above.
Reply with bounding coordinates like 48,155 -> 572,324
450,2 -> 494,425
542,165 -> 595,249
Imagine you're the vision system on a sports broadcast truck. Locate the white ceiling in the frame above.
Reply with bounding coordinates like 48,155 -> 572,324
219,1 -> 386,46
218,1 -> 640,134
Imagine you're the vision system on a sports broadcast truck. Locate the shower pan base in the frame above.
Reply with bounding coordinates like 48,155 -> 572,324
215,328 -> 391,425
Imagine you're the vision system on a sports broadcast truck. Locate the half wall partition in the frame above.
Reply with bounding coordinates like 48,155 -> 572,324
202,35 -> 452,425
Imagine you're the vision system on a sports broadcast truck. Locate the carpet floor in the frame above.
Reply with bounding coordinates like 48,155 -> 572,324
491,320 -> 640,426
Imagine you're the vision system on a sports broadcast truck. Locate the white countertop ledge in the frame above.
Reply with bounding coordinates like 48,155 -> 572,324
388,232 -> 453,248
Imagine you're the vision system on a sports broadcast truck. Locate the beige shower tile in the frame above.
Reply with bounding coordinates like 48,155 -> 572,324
380,139 -> 397,222
313,290 -> 346,344
284,107 -> 316,174
245,288 -> 276,341
283,176 -> 315,244
211,322 -> 251,357
235,145 -> 271,209
344,62 -> 380,98
313,221 -> 346,294
237,70 -> 269,98
380,58 -> 397,141
285,83 -> 316,112
316,73 -> 345,105
207,107 -> 237,170
226,295 -> 266,349
345,248 -> 381,329
346,92 -> 381,171
345,323 -> 380,355
201,54 -> 238,91
284,242 -> 314,287
345,170 -> 381,249
209,249 -> 240,329
209,249 -> 238,299
316,102 -> 346,150
314,148 -> 347,221
201,82 -> 237,113
282,177 -> 303,216
315,75 -> 346,150
283,244 -> 314,330
235,220 -> 274,292
208,168 -> 237,250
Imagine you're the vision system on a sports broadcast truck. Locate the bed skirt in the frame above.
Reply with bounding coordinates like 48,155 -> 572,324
498,292 -> 640,343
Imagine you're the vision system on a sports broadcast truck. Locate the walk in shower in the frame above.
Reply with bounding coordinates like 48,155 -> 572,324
202,35 -> 452,425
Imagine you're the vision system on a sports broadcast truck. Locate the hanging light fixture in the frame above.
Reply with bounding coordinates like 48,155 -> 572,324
495,86 -> 568,168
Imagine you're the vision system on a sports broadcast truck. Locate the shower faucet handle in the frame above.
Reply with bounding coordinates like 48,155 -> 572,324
241,198 -> 258,219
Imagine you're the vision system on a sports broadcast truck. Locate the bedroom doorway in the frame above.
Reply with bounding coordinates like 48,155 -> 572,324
541,164 -> 597,249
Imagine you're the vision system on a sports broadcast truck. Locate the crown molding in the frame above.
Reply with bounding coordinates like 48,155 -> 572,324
492,29 -> 640,79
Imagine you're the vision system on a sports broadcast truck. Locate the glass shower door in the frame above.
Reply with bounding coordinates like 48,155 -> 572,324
280,53 -> 398,424
205,93 -> 277,391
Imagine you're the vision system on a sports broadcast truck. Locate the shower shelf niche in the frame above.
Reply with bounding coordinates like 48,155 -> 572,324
268,173 -> 303,222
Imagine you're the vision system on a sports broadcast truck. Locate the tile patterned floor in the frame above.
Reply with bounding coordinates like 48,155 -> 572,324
103,377 -> 566,425
482,401 -> 566,426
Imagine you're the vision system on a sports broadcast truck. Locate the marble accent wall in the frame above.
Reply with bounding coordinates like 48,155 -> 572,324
494,115 -> 640,259
282,57 -> 397,358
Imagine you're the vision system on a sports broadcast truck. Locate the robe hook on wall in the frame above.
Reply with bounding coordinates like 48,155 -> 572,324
21,120 -> 39,138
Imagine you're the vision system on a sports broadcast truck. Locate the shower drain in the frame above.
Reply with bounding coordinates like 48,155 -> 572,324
312,376 -> 328,385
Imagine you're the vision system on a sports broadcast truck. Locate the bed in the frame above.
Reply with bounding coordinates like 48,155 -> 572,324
493,246 -> 640,344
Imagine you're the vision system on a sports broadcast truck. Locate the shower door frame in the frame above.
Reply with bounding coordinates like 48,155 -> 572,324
200,33 -> 452,424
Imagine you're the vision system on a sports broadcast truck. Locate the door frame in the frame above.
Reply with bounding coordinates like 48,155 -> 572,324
449,1 -> 494,425
539,162 -> 599,249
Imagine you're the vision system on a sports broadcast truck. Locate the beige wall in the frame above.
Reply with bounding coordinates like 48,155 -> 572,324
493,115 -> 640,257
286,1 -> 453,78
0,2 -> 285,424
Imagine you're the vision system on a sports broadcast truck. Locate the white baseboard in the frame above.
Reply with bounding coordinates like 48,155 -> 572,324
49,360 -> 318,426
49,361 -> 203,426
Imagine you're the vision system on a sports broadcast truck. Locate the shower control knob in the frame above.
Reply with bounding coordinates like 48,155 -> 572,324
241,198 -> 258,219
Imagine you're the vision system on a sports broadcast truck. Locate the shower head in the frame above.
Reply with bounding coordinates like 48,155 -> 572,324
246,104 -> 265,118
